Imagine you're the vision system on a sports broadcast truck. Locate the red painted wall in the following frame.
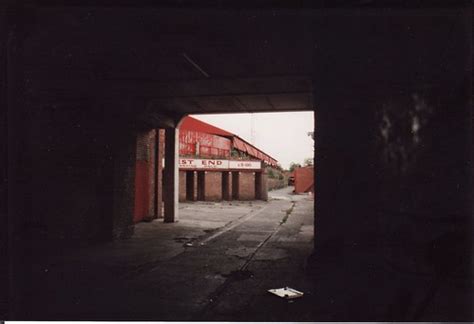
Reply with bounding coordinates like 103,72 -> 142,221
134,130 -> 155,223
134,160 -> 150,223
294,166 -> 314,194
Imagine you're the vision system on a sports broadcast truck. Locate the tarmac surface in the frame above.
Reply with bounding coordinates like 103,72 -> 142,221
23,186 -> 316,320
15,185 -> 473,321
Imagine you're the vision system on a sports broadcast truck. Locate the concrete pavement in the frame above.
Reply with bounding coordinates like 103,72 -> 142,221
23,186 -> 315,320
17,186 -> 472,321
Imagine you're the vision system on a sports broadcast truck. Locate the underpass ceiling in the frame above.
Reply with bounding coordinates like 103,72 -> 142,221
26,7 -> 315,115
24,6 -> 466,119
147,92 -> 312,116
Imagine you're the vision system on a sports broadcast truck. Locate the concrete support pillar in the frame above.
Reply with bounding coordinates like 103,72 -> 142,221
255,171 -> 268,201
222,172 -> 231,200
197,171 -> 206,201
155,129 -> 164,218
313,99 -> 374,254
231,172 -> 240,200
163,127 -> 179,223
186,171 -> 196,201
111,129 -> 137,239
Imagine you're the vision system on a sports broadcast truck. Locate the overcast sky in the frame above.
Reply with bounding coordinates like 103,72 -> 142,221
191,112 -> 314,169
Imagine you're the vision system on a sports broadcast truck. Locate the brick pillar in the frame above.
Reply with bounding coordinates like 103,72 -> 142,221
222,171 -> 231,200
156,129 -> 164,218
255,171 -> 268,201
163,127 -> 179,223
197,171 -> 206,201
186,171 -> 196,201
193,171 -> 198,200
232,172 -> 240,200
147,130 -> 156,220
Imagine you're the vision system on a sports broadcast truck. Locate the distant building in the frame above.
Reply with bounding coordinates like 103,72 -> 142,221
178,116 -> 279,202
132,117 -> 283,223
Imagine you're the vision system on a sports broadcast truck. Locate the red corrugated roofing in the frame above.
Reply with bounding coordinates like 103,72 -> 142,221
179,129 -> 231,158
179,116 -> 234,137
179,116 -> 279,167
232,136 -> 278,166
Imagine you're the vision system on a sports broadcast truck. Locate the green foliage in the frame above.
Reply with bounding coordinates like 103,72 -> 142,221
304,158 -> 314,167
267,168 -> 275,178
289,162 -> 301,172
231,149 -> 240,157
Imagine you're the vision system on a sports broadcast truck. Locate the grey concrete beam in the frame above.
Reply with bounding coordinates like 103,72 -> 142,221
137,112 -> 177,129
31,76 -> 312,99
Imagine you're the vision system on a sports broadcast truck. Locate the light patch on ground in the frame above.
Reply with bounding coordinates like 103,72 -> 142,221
225,246 -> 255,258
237,233 -> 270,242
253,248 -> 289,261
178,219 -> 228,229
269,195 -> 291,201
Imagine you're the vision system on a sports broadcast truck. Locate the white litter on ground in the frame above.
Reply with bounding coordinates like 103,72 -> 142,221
268,287 -> 304,299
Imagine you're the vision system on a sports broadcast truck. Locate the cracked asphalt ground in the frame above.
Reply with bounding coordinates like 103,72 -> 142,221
22,187 -> 315,320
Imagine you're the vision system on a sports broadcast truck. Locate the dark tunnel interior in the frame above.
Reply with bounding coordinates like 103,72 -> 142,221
1,2 -> 473,321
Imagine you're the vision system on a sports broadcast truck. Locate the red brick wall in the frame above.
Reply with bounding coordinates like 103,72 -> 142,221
268,178 -> 286,191
239,172 -> 255,200
177,170 -> 265,201
294,167 -> 314,193
204,171 -> 222,200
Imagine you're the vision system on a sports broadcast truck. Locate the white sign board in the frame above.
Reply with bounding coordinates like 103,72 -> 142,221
179,158 -> 228,169
179,158 -> 261,170
228,160 -> 262,170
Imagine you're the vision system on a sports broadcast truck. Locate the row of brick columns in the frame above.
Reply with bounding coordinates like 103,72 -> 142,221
135,126 -> 270,225
183,171 -> 267,202
160,127 -> 269,223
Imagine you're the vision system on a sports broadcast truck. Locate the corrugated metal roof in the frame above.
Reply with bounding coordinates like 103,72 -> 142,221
179,116 -> 278,166
179,116 -> 234,137
179,129 -> 231,159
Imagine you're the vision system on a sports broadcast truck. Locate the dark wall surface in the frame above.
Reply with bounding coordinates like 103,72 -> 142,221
311,8 -> 472,320
2,2 -> 472,321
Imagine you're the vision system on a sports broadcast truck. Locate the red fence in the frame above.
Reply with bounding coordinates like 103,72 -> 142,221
294,166 -> 314,194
